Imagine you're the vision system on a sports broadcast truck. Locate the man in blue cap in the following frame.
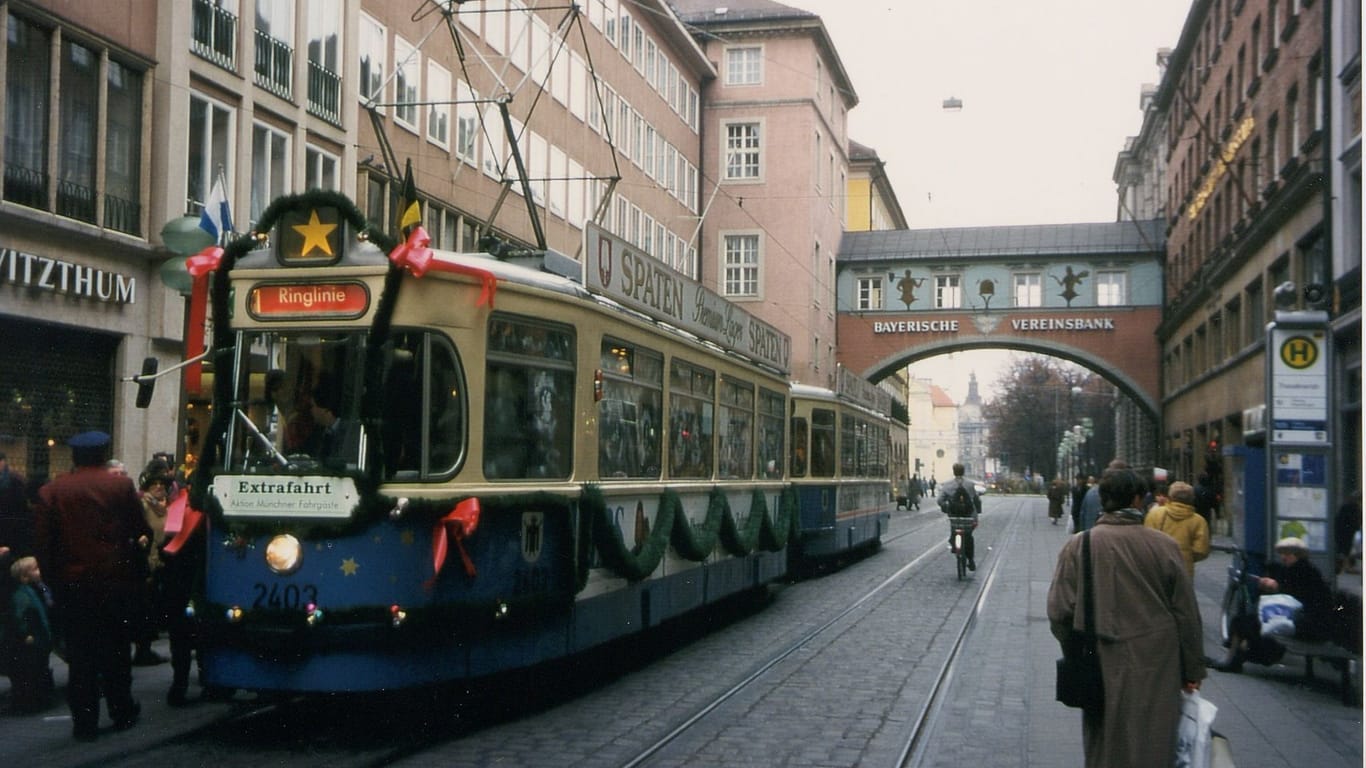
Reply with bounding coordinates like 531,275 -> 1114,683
34,431 -> 151,741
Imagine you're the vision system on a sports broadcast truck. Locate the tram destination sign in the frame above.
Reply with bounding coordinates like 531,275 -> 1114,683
585,223 -> 791,374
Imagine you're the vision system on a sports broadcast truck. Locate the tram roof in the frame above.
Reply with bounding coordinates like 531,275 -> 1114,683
838,220 -> 1164,262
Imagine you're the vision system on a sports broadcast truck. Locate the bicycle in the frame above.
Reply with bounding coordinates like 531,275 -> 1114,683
948,516 -> 975,580
1214,543 -> 1262,645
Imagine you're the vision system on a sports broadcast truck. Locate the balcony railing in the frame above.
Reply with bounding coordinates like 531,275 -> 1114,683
3,163 -> 48,210
307,60 -> 342,125
191,0 -> 237,71
255,30 -> 293,99
104,194 -> 142,236
56,179 -> 97,224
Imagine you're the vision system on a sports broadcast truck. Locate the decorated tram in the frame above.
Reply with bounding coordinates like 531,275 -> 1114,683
163,191 -> 893,693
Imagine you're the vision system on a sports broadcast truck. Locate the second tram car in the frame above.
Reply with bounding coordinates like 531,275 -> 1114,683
788,371 -> 895,564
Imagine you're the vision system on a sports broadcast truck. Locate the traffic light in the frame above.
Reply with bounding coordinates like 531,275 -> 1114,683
915,458 -> 922,472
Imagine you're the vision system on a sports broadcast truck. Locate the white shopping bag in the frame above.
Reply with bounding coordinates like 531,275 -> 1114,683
1175,689 -> 1218,768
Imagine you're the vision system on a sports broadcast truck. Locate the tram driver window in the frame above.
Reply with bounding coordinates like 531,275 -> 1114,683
382,331 -> 466,480
484,315 -> 575,481
790,416 -> 808,478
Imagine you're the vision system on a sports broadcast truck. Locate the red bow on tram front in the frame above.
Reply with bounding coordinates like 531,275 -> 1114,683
162,488 -> 205,555
184,246 -> 223,395
388,226 -> 498,308
431,497 -> 481,580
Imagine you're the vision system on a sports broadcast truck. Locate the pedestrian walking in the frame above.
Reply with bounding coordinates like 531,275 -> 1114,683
1047,477 -> 1067,525
1143,481 -> 1210,578
33,431 -> 151,741
1047,466 -> 1205,768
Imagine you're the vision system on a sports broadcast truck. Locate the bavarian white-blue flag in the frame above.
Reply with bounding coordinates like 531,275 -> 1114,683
199,175 -> 233,242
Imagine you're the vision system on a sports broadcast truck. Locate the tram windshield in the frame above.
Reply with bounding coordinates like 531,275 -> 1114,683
226,330 -> 368,473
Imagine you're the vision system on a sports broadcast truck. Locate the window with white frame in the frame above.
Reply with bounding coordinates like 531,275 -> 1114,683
455,80 -> 479,164
723,233 -> 760,297
484,0 -> 506,52
358,13 -> 386,106
250,122 -> 290,224
482,105 -> 505,178
723,121 -> 761,180
394,36 -> 420,130
1013,273 -> 1042,307
857,277 -> 883,311
1096,271 -> 1127,306
305,145 -> 338,190
934,275 -> 961,309
426,60 -> 451,148
725,46 -> 762,85
187,93 -> 235,210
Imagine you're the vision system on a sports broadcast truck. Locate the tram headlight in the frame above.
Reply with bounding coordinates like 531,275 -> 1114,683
265,534 -> 303,574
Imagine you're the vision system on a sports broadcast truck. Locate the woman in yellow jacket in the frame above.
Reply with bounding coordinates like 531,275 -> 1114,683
1143,481 -> 1211,577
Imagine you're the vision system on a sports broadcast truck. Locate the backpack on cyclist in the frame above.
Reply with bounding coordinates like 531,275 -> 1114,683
945,484 -> 973,517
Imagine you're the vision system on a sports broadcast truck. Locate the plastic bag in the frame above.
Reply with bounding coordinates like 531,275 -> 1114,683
1175,689 -> 1218,768
1258,593 -> 1303,638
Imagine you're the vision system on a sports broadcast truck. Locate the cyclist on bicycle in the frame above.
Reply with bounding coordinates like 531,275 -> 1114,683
938,463 -> 981,570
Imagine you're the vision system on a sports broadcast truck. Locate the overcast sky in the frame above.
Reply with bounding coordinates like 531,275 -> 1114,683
779,0 -> 1194,401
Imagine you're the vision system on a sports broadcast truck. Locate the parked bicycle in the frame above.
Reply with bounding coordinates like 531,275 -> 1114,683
1213,542 -> 1264,645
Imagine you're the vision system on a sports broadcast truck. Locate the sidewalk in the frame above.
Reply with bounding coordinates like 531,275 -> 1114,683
925,498 -> 1363,768
0,637 -> 239,765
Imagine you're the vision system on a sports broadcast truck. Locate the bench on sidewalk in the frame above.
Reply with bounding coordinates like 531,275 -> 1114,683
1276,636 -> 1360,706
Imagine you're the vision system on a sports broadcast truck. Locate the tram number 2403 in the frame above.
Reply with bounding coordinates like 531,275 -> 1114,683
252,582 -> 320,610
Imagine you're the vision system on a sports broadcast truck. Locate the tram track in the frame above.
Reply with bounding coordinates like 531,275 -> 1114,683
615,499 -> 1027,768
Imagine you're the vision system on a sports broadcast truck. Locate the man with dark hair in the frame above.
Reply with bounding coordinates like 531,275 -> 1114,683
1047,466 -> 1204,767
1079,459 -> 1128,531
34,432 -> 151,741
937,463 -> 981,570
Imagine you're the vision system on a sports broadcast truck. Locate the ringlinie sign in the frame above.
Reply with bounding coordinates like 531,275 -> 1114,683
585,223 -> 791,375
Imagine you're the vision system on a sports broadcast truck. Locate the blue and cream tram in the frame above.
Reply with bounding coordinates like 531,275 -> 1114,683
178,194 -> 798,692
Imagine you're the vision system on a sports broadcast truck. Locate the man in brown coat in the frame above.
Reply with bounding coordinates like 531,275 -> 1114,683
34,431 -> 151,741
1047,467 -> 1205,768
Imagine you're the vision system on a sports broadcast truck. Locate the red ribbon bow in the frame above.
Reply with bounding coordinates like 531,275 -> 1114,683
184,246 -> 224,395
389,226 -> 498,307
162,489 -> 205,555
431,497 -> 481,580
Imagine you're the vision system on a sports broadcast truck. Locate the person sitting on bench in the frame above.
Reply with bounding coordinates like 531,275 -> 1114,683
1210,536 -> 1334,672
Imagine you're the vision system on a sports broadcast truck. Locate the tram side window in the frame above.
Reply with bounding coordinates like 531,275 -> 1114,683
758,388 -> 785,478
484,315 -> 575,480
598,339 -> 663,479
790,416 -> 808,478
717,378 -> 754,479
668,360 -> 714,479
840,414 -> 858,476
810,408 -> 836,478
381,330 -> 466,480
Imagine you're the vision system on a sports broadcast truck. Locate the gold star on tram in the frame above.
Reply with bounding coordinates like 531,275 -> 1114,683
400,530 -> 416,546
293,209 -> 338,257
340,557 -> 359,576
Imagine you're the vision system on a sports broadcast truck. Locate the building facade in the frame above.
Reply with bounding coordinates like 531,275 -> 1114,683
1124,0 -> 1360,523
671,0 -> 857,388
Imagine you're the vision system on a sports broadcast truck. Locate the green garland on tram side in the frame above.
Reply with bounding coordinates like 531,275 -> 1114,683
583,484 -> 798,582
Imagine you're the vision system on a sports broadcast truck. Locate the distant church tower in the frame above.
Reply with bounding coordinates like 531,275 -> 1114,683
958,373 -> 989,480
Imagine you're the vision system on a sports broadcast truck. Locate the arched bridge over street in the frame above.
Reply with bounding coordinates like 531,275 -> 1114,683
835,221 -> 1165,418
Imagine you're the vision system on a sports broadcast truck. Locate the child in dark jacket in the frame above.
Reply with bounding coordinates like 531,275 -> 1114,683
5,556 -> 55,713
